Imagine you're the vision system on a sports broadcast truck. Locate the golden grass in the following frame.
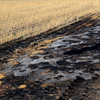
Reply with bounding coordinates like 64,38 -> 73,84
37,46 -> 48,50
40,83 -> 54,88
26,36 -> 62,55
12,61 -> 20,66
0,73 -> 6,79
7,58 -> 15,61
0,81 -> 3,85
18,84 -> 27,89
0,0 -> 100,44
31,50 -> 44,55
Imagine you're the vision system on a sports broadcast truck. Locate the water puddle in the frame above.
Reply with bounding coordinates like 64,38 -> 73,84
1,24 -> 100,83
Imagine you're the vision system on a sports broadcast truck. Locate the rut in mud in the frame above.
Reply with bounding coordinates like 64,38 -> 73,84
0,15 -> 100,100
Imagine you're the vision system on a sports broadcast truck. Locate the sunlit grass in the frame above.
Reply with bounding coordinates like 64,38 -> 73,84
0,0 -> 100,44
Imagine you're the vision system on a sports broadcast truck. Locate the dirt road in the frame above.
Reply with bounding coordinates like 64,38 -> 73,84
0,15 -> 100,100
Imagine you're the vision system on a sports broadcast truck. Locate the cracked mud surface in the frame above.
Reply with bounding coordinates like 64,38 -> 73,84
0,15 -> 100,100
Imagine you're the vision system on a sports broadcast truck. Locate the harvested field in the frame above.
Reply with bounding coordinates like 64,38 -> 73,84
0,0 -> 100,44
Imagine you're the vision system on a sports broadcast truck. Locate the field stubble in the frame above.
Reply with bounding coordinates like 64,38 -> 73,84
0,0 -> 100,44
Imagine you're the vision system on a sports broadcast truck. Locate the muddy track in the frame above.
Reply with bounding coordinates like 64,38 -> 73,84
0,14 -> 100,100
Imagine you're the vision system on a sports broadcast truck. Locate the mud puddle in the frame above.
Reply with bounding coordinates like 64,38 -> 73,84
1,25 -> 100,82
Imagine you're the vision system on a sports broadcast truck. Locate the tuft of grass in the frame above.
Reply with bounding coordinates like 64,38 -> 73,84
18,84 -> 27,89
0,72 -> 6,79
0,0 -> 100,44
40,83 -> 54,88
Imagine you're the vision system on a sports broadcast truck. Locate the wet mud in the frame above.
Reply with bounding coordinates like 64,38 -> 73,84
0,15 -> 100,99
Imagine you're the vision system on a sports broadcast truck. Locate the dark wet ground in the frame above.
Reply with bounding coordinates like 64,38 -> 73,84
0,15 -> 100,100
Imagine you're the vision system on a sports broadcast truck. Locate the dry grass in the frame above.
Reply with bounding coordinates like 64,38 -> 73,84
0,0 -> 100,44
0,73 -> 6,79
18,84 -> 27,89
40,83 -> 54,88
